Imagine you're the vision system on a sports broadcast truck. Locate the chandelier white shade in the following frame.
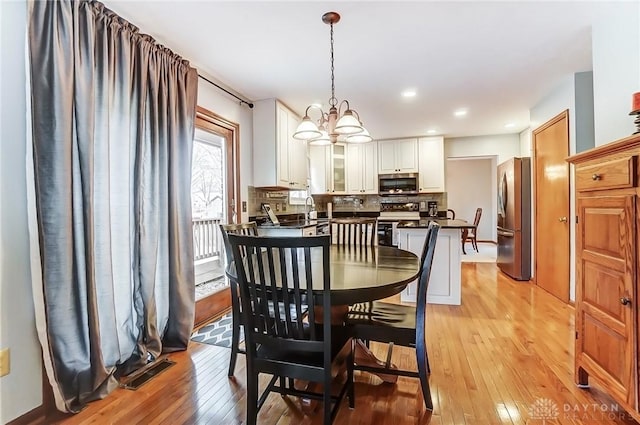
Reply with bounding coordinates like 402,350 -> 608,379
293,12 -> 370,144
345,127 -> 373,143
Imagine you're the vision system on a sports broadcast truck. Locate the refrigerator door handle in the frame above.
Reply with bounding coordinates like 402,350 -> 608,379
497,229 -> 515,237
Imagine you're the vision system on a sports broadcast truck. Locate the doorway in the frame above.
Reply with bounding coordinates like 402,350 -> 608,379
533,110 -> 570,303
192,106 -> 240,327
446,156 -> 497,242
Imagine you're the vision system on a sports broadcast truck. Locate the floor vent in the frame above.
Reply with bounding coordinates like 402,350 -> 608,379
121,358 -> 175,390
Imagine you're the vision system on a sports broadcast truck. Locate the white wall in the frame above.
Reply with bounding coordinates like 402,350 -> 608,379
0,1 -> 44,423
519,128 -> 532,157
445,133 -> 521,165
446,157 -> 496,242
530,75 -> 577,151
592,2 -> 640,145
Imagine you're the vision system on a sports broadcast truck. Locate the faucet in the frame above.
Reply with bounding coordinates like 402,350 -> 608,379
305,196 -> 315,219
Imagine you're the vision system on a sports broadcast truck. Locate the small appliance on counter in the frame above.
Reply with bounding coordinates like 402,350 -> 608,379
427,201 -> 438,217
261,203 -> 279,225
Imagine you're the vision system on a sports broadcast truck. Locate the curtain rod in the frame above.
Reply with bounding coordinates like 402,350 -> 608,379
198,74 -> 254,109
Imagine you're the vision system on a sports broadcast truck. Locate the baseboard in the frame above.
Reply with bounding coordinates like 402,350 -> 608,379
6,405 -> 46,425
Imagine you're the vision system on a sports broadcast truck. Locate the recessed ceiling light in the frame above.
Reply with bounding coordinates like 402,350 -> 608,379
402,90 -> 417,98
454,109 -> 467,117
504,122 -> 516,128
426,129 -> 437,135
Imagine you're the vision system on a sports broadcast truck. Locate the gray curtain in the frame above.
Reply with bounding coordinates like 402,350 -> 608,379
27,0 -> 198,413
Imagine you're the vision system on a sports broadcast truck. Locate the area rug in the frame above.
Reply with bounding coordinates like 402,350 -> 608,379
461,242 -> 497,263
191,312 -> 243,348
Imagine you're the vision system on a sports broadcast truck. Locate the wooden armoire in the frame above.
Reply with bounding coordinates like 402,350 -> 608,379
568,133 -> 640,421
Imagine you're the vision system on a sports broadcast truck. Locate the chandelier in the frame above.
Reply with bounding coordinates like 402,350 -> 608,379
293,12 -> 372,145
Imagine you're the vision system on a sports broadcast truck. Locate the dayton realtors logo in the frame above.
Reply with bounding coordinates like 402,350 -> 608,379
527,398 -> 634,422
527,398 -> 559,423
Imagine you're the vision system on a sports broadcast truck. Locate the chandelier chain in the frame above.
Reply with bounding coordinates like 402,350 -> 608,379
329,22 -> 337,108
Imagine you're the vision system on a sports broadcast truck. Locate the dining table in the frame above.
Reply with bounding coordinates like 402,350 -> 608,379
228,243 -> 421,306
228,241 -> 421,413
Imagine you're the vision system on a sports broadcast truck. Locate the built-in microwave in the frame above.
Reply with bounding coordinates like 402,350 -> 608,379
378,173 -> 419,196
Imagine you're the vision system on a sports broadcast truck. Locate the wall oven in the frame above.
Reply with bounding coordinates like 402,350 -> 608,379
378,173 -> 419,196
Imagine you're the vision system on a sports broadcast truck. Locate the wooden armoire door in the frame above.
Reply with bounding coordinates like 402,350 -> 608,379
575,195 -> 635,405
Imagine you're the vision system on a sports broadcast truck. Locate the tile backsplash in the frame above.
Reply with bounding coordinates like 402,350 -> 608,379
248,186 -> 448,219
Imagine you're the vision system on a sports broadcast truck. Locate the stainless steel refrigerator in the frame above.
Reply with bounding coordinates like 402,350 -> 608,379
497,157 -> 531,280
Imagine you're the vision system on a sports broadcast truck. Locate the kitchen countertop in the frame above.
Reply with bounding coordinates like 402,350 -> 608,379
397,219 -> 476,229
258,218 -> 330,229
257,217 -> 472,229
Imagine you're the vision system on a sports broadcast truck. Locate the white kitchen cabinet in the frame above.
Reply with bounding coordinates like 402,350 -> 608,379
253,99 -> 308,190
418,136 -> 445,192
308,143 -> 347,194
330,143 -> 347,193
309,145 -> 330,194
378,139 -> 418,173
258,226 -> 317,237
346,142 -> 377,194
397,227 -> 461,305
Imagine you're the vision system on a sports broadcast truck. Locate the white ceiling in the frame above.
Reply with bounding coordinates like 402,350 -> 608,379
104,1 -> 618,140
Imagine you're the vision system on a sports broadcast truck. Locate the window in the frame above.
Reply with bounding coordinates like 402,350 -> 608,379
289,188 -> 309,205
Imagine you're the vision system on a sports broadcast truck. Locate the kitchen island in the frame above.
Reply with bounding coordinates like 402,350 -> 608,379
257,218 -> 330,237
397,219 -> 476,305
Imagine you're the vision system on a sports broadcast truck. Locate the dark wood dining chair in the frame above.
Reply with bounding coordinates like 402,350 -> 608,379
462,207 -> 482,254
227,234 -> 354,425
330,217 -> 377,247
345,222 -> 440,411
219,222 -> 258,377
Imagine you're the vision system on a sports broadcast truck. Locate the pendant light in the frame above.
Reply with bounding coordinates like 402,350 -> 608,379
293,12 -> 371,144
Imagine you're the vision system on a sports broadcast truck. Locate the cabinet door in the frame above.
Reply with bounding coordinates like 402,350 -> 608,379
276,103 -> 290,186
362,142 -> 378,193
398,231 -> 424,301
575,195 -> 635,405
330,144 -> 346,193
378,141 -> 397,173
309,145 -> 329,194
288,110 -> 307,190
395,139 -> 418,172
418,137 -> 445,192
346,144 -> 363,193
378,139 -> 418,173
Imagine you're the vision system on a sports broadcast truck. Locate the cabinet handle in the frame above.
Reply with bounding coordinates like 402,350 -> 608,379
620,297 -> 631,306
591,174 -> 601,181
558,216 -> 568,223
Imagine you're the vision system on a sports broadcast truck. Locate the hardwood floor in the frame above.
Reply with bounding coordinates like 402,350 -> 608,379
48,263 -> 638,425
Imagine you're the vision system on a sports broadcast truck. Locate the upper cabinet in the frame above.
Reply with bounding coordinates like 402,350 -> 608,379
418,136 -> 445,192
308,145 -> 329,194
346,142 -> 378,194
308,143 -> 347,194
253,99 -> 308,190
378,139 -> 418,173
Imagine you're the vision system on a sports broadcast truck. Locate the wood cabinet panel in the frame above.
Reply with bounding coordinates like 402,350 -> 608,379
576,155 -> 636,192
575,194 -> 635,407
568,133 -> 640,420
580,314 -> 632,403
